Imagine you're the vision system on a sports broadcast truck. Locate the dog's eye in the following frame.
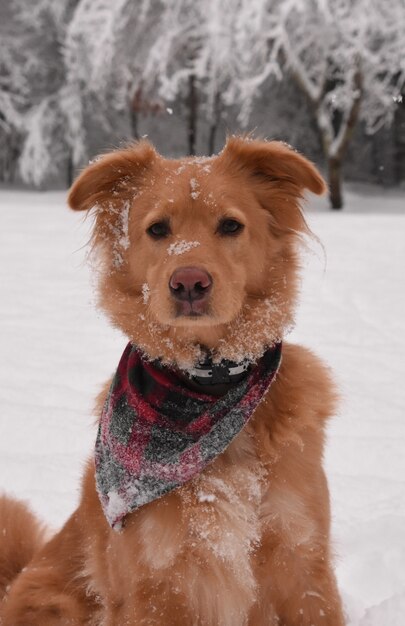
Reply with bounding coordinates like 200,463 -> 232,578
147,221 -> 171,239
217,219 -> 244,236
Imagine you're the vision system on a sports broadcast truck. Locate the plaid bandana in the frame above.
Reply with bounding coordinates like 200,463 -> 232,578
95,342 -> 282,530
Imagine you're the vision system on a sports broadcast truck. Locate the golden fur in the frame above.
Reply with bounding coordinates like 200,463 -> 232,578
0,137 -> 345,625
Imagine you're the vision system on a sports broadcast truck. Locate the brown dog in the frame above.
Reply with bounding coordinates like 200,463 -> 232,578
0,137 -> 345,625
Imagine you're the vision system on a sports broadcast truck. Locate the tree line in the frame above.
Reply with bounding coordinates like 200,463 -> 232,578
0,0 -> 404,208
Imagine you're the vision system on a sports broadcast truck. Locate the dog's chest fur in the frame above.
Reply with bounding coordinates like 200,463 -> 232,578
100,426 -> 267,625
165,425 -> 265,565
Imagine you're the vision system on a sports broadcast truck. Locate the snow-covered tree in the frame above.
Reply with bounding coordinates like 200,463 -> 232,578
228,0 -> 405,208
3,0 -> 404,191
129,0 -> 405,190
281,0 -> 404,208
12,0 -> 80,186
63,0 -> 155,160
140,0 -> 207,155
0,6 -> 28,181
141,0 -> 255,154
70,0 -> 253,156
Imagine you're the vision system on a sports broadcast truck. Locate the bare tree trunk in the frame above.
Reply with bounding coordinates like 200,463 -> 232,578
207,92 -> 221,155
187,74 -> 198,156
67,152 -> 74,187
5,131 -> 21,183
328,157 -> 343,209
289,53 -> 362,209
324,67 -> 362,209
208,116 -> 217,156
130,107 -> 139,140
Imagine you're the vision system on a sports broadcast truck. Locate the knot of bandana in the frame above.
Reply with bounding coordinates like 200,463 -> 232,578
95,343 -> 282,530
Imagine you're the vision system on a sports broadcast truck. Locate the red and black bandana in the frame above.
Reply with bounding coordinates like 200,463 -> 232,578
95,342 -> 282,530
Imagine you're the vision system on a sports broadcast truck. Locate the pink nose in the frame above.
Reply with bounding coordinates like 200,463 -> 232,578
169,267 -> 212,302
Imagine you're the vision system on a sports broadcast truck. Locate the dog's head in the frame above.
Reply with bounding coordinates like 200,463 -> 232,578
68,137 -> 325,366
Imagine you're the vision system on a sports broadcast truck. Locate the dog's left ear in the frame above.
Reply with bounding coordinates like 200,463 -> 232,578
219,136 -> 326,234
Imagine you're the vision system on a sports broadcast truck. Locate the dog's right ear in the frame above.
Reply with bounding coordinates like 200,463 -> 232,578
68,141 -> 156,212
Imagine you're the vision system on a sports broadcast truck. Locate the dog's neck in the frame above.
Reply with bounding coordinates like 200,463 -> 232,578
173,347 -> 251,397
174,368 -> 245,397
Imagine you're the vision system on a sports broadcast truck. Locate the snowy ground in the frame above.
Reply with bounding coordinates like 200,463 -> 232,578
0,187 -> 404,624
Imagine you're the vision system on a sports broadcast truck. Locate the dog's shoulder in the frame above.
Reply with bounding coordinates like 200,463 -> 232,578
276,341 -> 338,423
253,342 -> 338,452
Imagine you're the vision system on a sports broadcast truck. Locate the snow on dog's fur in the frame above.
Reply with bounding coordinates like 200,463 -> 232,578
0,137 -> 345,625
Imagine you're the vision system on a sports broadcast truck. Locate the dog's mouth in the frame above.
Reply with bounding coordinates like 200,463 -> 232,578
174,300 -> 211,318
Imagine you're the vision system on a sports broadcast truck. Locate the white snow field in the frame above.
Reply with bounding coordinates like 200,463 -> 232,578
0,187 -> 404,624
